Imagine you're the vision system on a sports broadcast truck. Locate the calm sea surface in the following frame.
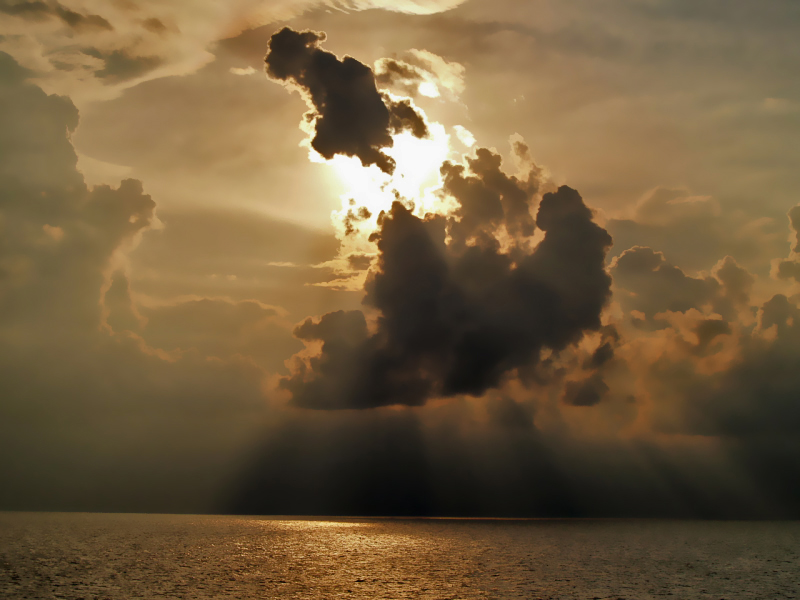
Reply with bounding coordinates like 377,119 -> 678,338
0,512 -> 798,599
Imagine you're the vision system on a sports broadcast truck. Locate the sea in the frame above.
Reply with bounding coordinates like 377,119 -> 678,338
0,512 -> 798,599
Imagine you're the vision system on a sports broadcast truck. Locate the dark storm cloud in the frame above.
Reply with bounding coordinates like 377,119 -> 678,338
264,27 -> 428,174
283,180 -> 613,409
0,0 -> 113,31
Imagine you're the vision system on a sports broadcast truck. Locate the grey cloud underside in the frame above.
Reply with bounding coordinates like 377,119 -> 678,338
264,27 -> 428,174
283,181 -> 613,409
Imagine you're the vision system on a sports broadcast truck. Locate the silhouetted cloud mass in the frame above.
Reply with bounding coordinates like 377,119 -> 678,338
265,27 -> 428,174
283,183 -> 612,409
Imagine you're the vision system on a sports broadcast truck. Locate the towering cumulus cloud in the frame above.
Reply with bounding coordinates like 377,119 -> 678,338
265,27 -> 428,174
282,187 -> 612,409
266,27 -> 614,410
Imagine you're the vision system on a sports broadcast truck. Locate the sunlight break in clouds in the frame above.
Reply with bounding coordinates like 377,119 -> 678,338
264,28 -> 615,411
264,27 -> 538,291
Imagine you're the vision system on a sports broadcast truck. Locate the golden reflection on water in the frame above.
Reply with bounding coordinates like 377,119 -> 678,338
262,519 -> 369,530
1,513 -> 799,600
246,518 -> 424,559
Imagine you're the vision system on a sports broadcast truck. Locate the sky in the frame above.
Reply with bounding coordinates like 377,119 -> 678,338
1,0 -> 799,518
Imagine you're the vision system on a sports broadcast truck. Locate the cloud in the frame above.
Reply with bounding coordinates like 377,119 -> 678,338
642,292 -> 800,447
607,187 -> 784,273
0,51 -> 155,331
0,51 -> 283,512
375,48 -> 465,99
562,372 -> 609,407
230,65 -> 257,75
441,146 -> 541,245
596,210 -> 800,510
265,27 -> 429,173
611,246 -> 754,325
685,293 -> 800,435
0,0 -> 467,104
133,297 -> 303,373
347,253 -> 374,270
283,179 -> 613,409
611,246 -> 721,320
0,0 -> 113,31
124,207 -> 352,320
254,22 -> 800,516
82,48 -> 163,83
3,17 -> 800,517
631,187 -> 720,227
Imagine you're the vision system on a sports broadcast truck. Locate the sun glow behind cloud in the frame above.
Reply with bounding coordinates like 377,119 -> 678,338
318,120 -> 460,285
330,122 -> 453,220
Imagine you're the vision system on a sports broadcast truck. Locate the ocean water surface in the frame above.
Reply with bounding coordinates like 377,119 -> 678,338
0,512 -> 798,599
